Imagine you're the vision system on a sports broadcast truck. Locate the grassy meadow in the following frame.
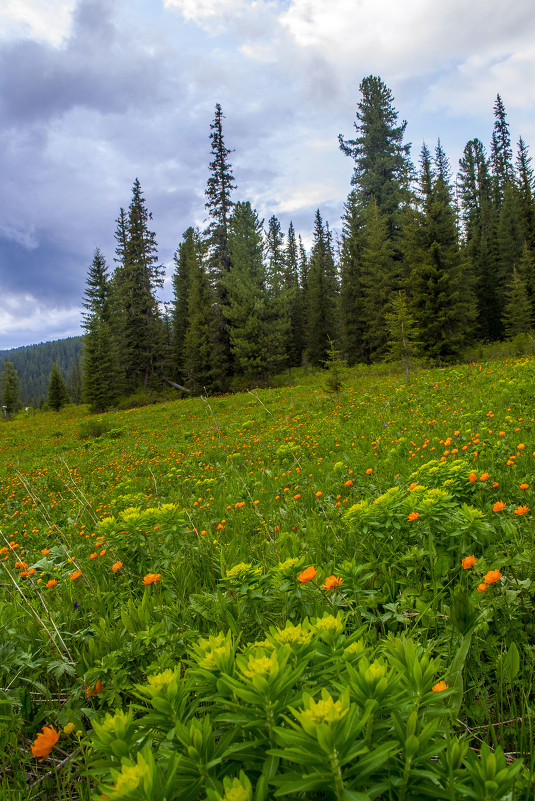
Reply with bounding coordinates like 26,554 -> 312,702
1,358 -> 535,800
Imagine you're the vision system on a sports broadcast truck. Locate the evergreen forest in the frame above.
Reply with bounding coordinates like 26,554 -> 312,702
5,76 -> 535,412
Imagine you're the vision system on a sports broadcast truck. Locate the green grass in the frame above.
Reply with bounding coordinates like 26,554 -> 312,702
1,358 -> 534,799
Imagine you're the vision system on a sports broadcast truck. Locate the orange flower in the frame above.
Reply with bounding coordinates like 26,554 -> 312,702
365,468 -> 373,475
90,552 -> 98,560
143,573 -> 161,586
432,680 -> 449,692
408,511 -> 419,521
322,575 -> 343,591
477,583 -> 487,593
41,548 -> 50,555
344,479 -> 353,487
515,505 -> 529,516
112,561 -> 123,573
293,493 -> 301,500
479,473 -> 489,481
46,579 -> 57,588
234,501 -> 246,509
517,443 -> 525,450
70,570 -> 82,581
492,501 -> 506,512
297,566 -> 317,584
520,483 -> 529,490
31,725 -> 59,759
315,491 -> 323,498
408,482 -> 418,491
86,679 -> 104,698
468,472 -> 477,483
462,555 -> 477,569
484,569 -> 502,584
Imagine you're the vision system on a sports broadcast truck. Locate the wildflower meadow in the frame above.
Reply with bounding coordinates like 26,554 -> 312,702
1,358 -> 535,800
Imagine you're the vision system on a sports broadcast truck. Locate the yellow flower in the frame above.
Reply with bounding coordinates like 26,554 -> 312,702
63,722 -> 75,735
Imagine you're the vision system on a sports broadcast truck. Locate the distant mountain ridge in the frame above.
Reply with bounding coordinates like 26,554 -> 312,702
0,336 -> 84,406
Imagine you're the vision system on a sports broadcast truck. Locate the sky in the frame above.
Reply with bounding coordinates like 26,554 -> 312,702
1,0 -> 535,350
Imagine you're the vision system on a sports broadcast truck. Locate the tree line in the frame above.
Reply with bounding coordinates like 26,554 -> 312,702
79,76 -> 535,411
0,338 -> 83,407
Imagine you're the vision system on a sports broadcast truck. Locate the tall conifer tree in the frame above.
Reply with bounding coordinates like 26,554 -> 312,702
204,104 -> 236,382
121,178 -> 165,390
304,210 -> 338,366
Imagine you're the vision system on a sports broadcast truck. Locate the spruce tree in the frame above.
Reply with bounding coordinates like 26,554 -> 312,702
182,251 -> 219,394
490,94 -> 514,205
304,210 -> 338,366
284,221 -> 305,367
204,104 -> 236,383
82,319 -> 121,412
457,139 -> 500,339
339,75 -> 412,239
516,137 -> 535,247
265,215 -> 292,375
205,104 -> 236,277
502,267 -> 533,337
82,248 -> 111,325
1,362 -> 21,417
121,178 -> 165,390
171,228 -> 198,381
223,202 -> 270,381
410,142 -> 476,362
360,199 -> 396,361
339,191 -> 367,364
48,363 -> 70,411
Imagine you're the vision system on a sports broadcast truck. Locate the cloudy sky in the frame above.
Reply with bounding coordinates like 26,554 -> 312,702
1,0 -> 535,350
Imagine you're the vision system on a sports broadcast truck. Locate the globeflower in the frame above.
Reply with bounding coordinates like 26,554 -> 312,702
70,570 -> 82,581
31,725 -> 59,759
432,680 -> 449,692
462,555 -> 477,569
515,505 -> 529,516
477,583 -> 487,593
484,569 -> 502,585
408,511 -> 419,521
46,579 -> 57,588
143,573 -> 161,586
86,679 -> 104,697
297,566 -> 317,584
468,472 -> 477,483
322,575 -> 343,591
492,500 -> 506,512
112,561 -> 123,573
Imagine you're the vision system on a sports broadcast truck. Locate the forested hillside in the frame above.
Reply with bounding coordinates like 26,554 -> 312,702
79,77 -> 535,412
0,337 -> 83,406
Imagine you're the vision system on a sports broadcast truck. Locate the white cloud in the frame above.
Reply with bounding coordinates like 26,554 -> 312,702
0,293 -> 81,348
280,0 -> 535,105
163,0 -> 244,22
0,0 -> 76,45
